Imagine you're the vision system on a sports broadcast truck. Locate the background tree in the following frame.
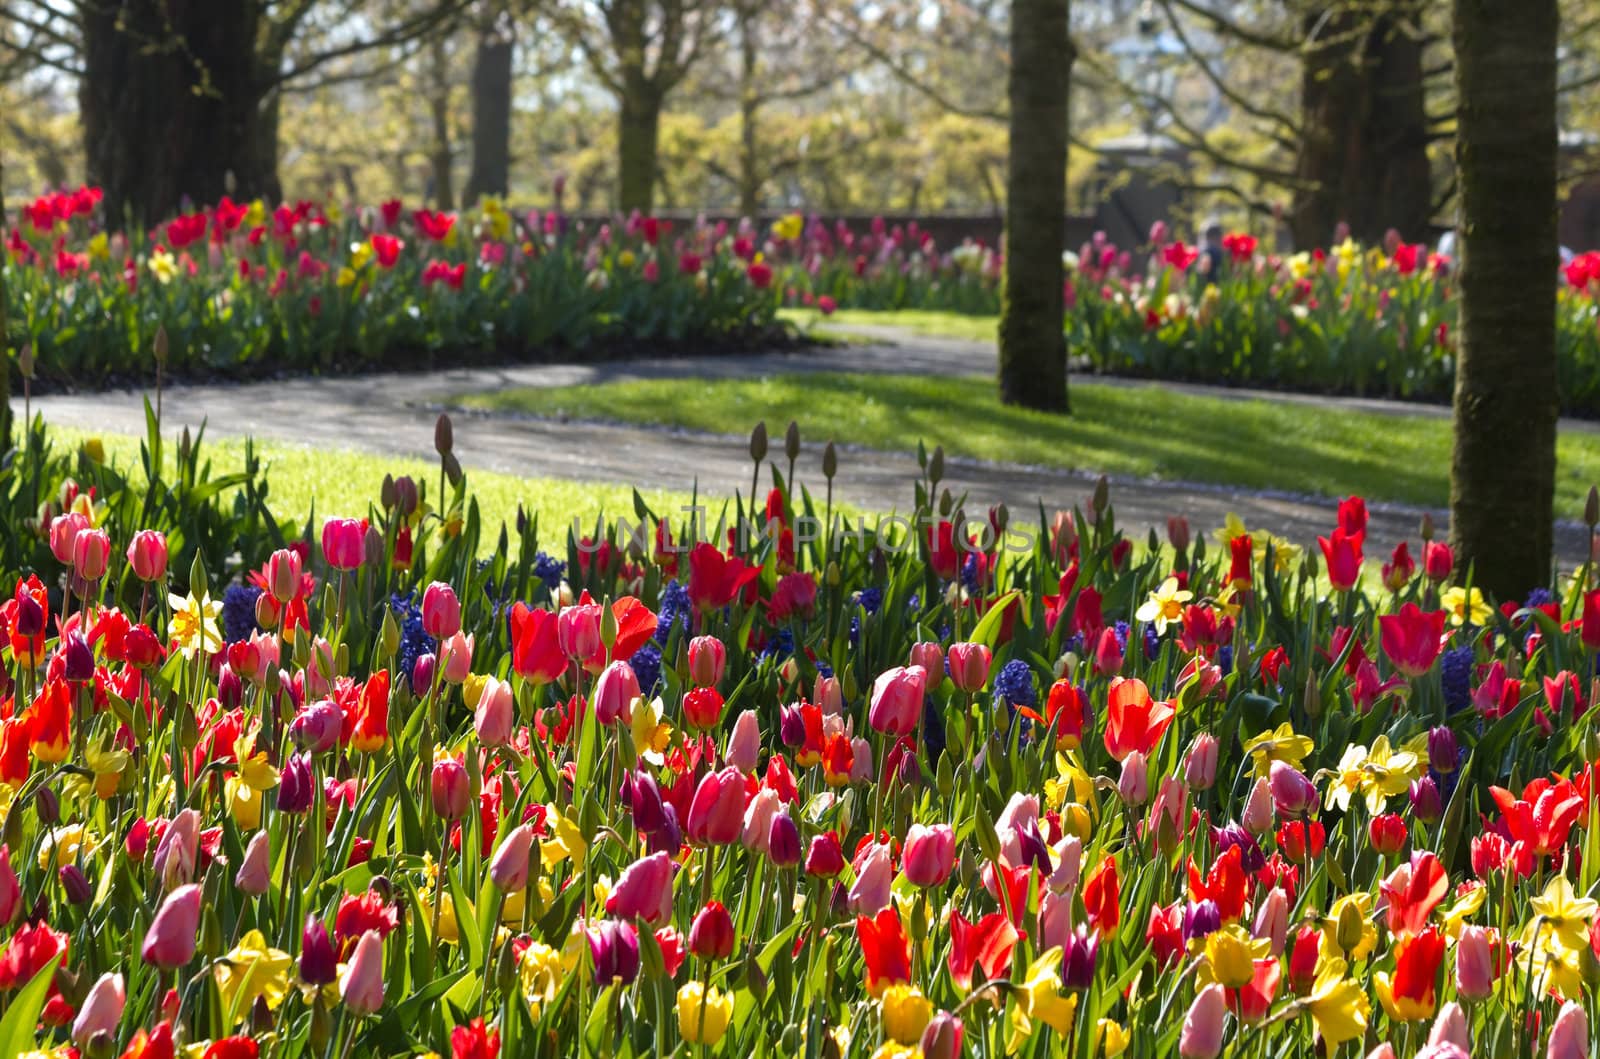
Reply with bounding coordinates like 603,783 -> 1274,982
463,0 -> 515,200
1448,0 -> 1560,598
998,0 -> 1072,413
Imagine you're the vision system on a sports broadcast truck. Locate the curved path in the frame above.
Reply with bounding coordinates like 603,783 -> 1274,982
25,328 -> 1592,565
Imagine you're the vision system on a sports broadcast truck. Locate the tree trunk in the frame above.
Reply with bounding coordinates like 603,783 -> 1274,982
253,86 -> 285,204
1290,2 -> 1433,247
1449,0 -> 1559,600
617,82 -> 662,213
429,37 -> 456,210
80,0 -> 263,224
737,8 -> 762,216
464,8 -> 515,203
998,0 -> 1072,413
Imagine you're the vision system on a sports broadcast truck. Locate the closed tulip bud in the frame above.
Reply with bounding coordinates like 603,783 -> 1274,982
301,916 -> 338,985
1369,813 -> 1408,856
909,641 -> 944,676
1410,776 -> 1443,821
1268,761 -> 1317,817
267,548 -> 302,604
606,851 -> 677,927
1242,776 -> 1275,834
779,703 -> 805,748
869,665 -> 926,736
341,930 -> 386,1015
121,531 -> 168,586
593,661 -> 640,725
814,673 -> 843,714
947,643 -> 992,691
291,700 -> 343,754
848,842 -> 894,915
215,664 -> 242,709
767,812 -> 801,867
60,863 -> 91,904
1589,486 -> 1600,528
749,421 -> 768,462
142,884 -> 202,968
726,709 -> 761,773
71,972 -> 125,1046
1455,924 -> 1496,1000
1093,626 -> 1124,677
49,512 -> 88,565
557,605 -> 600,661
60,632 -> 93,682
625,769 -> 666,833
686,767 -> 747,845
0,847 -> 17,926
1427,726 -> 1460,774
1179,983 -> 1226,1059
1118,752 -> 1149,807
805,832 -> 846,877
822,441 -> 837,478
431,758 -> 470,820
1185,734 -> 1219,790
411,652 -> 436,695
489,823 -> 535,892
473,675 -> 515,746
277,753 -> 314,813
903,823 -> 956,887
434,413 -> 454,456
1335,901 -> 1365,954
742,787 -> 780,852
688,900 -> 735,959
420,581 -> 461,639
34,786 -> 59,826
687,636 -> 726,687
72,528 -> 110,581
1430,1002 -> 1469,1052
235,831 -> 271,896
439,631 -> 473,684
921,1012 -> 963,1059
1253,887 -> 1289,956
1548,1000 -> 1588,1059
1037,888 -> 1071,951
321,518 -> 366,572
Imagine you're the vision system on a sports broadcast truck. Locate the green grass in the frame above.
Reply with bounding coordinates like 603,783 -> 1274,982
453,372 -> 1600,518
779,307 -> 998,343
51,427 -> 699,551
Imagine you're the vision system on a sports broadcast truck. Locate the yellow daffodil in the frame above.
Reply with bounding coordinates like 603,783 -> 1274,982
617,249 -> 636,269
87,232 -> 109,260
1528,875 -> 1598,952
631,696 -> 672,765
1304,958 -> 1369,1048
38,825 -> 99,871
85,743 -> 129,800
1440,586 -> 1491,627
81,438 -> 105,465
1438,883 -> 1486,938
1200,925 -> 1270,988
169,590 -> 223,660
520,941 -> 566,1020
541,807 -> 587,871
1324,735 -> 1420,814
1321,894 -> 1377,962
1008,949 -> 1078,1049
349,241 -> 374,270
213,930 -> 292,1019
1135,577 -> 1192,634
880,984 -> 932,1044
771,213 -> 803,241
225,776 -> 264,829
148,248 -> 178,284
1045,752 -> 1095,811
677,981 -> 733,1045
1241,723 -> 1314,778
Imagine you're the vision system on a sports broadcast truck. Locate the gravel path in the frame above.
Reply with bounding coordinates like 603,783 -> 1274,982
26,329 -> 1592,565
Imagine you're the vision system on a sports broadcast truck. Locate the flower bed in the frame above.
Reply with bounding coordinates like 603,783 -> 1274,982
772,217 -> 1600,416
0,403 -> 1593,1057
5,191 -> 783,388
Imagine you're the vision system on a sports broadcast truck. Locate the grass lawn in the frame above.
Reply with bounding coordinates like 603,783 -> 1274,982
50,427 -> 697,552
453,372 -> 1600,519
779,307 -> 997,343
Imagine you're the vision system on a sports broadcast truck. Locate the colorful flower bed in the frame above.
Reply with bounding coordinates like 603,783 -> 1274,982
4,191 -> 783,388
773,218 -> 1600,415
0,400 -> 1596,1059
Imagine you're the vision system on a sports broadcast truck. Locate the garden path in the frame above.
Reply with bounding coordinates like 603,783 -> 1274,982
30,327 -> 1592,564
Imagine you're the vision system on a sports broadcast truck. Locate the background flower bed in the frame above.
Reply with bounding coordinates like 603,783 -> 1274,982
773,218 -> 1600,416
5,192 -> 784,389
0,395 -> 1598,1056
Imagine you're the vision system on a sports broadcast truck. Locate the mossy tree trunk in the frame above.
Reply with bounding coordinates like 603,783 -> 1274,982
618,79 -> 663,213
1448,0 -> 1559,600
464,5 -> 515,203
998,0 -> 1073,413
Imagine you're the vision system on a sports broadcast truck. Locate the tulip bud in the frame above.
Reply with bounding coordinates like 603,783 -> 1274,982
822,442 -> 837,478
1253,887 -> 1289,956
749,421 -> 768,462
341,930 -> 386,1015
767,812 -> 801,867
1179,984 -> 1225,1059
431,758 -> 470,820
1410,776 -> 1443,822
490,824 -> 536,892
726,710 -> 760,773
301,916 -> 338,985
434,413 -> 454,457
688,901 -> 735,959
1118,752 -> 1149,807
1185,734 -> 1219,790
235,831 -> 272,896
142,884 -> 202,968
1241,776 -> 1274,835
784,420 -> 800,462
687,636 -> 726,687
60,863 -> 91,904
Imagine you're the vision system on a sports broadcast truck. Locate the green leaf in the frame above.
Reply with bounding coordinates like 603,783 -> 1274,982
0,952 -> 61,1059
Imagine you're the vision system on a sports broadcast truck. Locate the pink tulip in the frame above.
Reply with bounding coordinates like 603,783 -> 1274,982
849,737 -> 875,783
266,547 -> 303,603
605,852 -> 677,926
947,642 -> 992,692
1185,734 -> 1219,790
1254,887 -> 1289,956
688,636 -> 727,687
726,710 -> 760,773
741,787 -> 780,852
1242,776 -> 1275,834
1119,751 -> 1149,807
474,675 -> 515,746
321,517 -> 366,571
814,673 -> 843,714
903,823 -> 956,887
341,930 -> 386,1015
1456,924 -> 1497,1000
71,971 -> 125,1045
909,641 -> 944,677
848,842 -> 894,915
557,603 -> 601,661
1268,760 -> 1317,817
48,512 -> 88,565
235,831 -> 272,896
153,808 -> 199,890
869,665 -> 926,736
430,758 -> 470,820
593,661 -> 640,725
1548,1000 -> 1588,1059
1429,1002 -> 1469,1051
686,767 -> 746,845
1179,983 -> 1227,1059
1047,835 -> 1082,893
490,824 -> 535,892
127,529 -> 169,582
1037,889 -> 1071,950
142,884 -> 202,968
421,581 -> 461,639
72,528 -> 111,581
439,632 -> 473,684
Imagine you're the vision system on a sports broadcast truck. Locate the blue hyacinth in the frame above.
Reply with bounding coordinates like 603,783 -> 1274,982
390,592 -> 430,689
532,551 -> 566,591
1441,646 -> 1473,713
656,580 -> 690,643
630,643 -> 662,695
221,584 -> 262,644
993,659 -> 1036,710
855,586 -> 884,615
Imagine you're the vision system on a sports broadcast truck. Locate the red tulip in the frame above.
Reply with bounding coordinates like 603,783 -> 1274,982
1382,541 -> 1415,591
947,643 -> 992,692
421,581 -> 461,639
1102,678 -> 1174,762
685,767 -> 746,845
1369,813 -> 1408,856
1317,528 -> 1363,591
1378,603 -> 1447,677
508,604 -> 566,684
687,544 -> 760,612
1380,851 -> 1449,936
947,910 -> 1018,990
688,900 -> 735,959
1422,541 -> 1454,582
856,907 -> 911,996
688,636 -> 727,687
321,518 -> 366,571
1082,855 -> 1120,933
